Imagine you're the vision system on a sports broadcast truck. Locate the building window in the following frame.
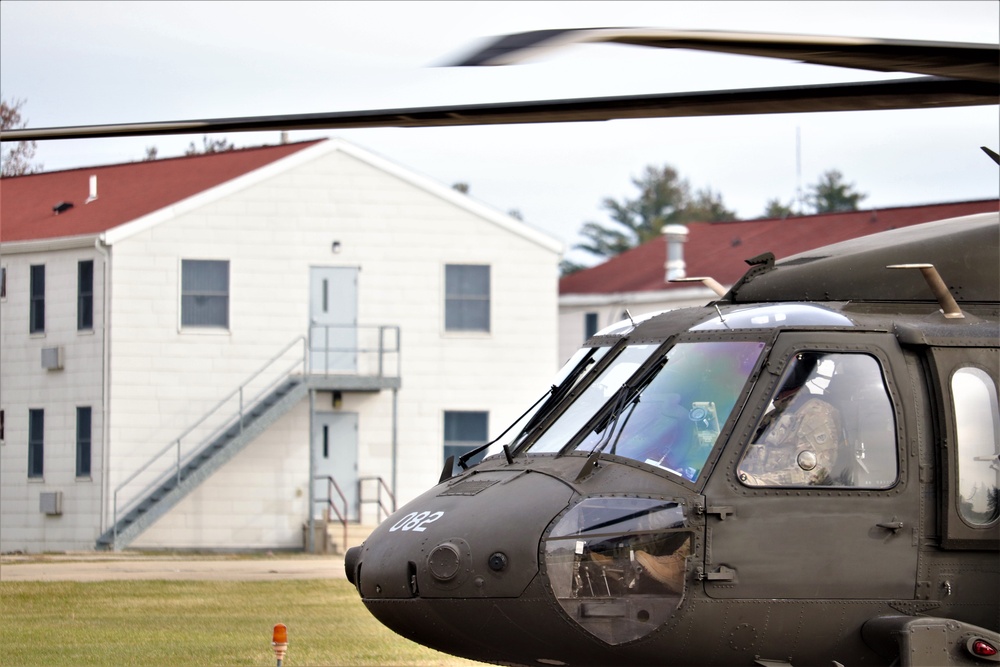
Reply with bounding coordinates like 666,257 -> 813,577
28,409 -> 44,479
584,312 -> 599,339
30,265 -> 45,333
181,260 -> 229,329
445,264 -> 490,332
78,260 -> 94,330
444,411 -> 489,475
76,407 -> 92,478
952,367 -> 999,526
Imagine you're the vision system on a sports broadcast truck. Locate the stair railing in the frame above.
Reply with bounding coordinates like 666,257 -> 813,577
314,475 -> 348,554
111,336 -> 308,548
359,476 -> 396,524
308,324 -> 400,377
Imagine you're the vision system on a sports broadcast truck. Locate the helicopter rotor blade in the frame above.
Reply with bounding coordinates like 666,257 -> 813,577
3,28 -> 996,143
2,76 -> 995,142
451,27 -> 1000,83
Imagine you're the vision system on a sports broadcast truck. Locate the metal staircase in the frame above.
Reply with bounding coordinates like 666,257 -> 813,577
96,338 -> 308,551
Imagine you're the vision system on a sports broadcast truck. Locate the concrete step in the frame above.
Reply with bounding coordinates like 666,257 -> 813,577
304,522 -> 377,555
337,523 -> 377,551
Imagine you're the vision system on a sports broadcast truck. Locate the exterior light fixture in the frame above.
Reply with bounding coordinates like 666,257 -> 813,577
271,624 -> 288,666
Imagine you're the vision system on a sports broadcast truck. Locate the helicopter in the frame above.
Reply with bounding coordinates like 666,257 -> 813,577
346,211 -> 1000,667
5,26 -> 998,667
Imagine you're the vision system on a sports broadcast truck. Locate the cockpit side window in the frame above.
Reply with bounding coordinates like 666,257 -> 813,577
738,352 -> 898,488
952,367 -> 1000,526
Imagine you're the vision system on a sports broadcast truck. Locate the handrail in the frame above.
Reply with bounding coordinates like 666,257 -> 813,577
359,476 -> 396,524
112,336 -> 308,547
107,324 -> 401,550
308,324 -> 400,378
314,475 -> 348,554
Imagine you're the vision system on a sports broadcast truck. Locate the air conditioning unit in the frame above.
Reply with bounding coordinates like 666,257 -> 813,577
40,491 -> 63,515
41,346 -> 64,370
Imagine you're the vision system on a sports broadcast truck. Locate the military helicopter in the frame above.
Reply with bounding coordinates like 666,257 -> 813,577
5,27 -> 999,667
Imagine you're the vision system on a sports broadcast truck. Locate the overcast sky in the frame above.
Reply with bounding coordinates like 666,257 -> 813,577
2,1 -> 998,265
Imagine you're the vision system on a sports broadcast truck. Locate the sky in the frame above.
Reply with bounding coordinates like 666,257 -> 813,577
2,1 -> 998,266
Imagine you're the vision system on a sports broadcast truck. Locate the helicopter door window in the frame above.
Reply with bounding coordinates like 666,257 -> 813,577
738,352 -> 897,488
951,367 -> 1000,526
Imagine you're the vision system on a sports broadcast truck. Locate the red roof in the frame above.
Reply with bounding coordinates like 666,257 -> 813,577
560,200 -> 1000,295
0,140 -> 324,243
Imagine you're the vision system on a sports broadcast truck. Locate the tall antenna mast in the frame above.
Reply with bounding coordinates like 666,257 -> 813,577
795,126 -> 803,215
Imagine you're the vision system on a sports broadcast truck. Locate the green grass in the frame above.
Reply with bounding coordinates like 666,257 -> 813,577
0,579 -> 483,666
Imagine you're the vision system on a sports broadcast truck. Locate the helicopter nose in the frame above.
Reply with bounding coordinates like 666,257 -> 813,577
345,544 -> 362,586
352,468 -> 576,601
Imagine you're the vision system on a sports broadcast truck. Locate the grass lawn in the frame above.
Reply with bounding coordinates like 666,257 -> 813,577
0,579 -> 483,666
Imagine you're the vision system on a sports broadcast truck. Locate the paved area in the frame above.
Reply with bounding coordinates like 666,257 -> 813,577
0,553 -> 348,582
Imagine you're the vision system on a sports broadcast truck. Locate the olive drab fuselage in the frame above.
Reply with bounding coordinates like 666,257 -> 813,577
346,215 -> 1000,667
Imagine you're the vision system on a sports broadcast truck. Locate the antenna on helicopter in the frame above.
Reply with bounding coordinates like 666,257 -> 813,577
982,146 -> 1000,165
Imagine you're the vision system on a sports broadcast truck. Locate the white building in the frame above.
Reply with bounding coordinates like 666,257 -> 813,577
0,138 -> 562,553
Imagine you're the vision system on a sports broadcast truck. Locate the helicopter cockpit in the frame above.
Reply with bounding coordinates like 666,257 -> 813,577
493,305 -> 910,645
511,338 -> 765,643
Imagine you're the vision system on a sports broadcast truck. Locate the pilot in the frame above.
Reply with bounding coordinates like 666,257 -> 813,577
739,358 -> 843,486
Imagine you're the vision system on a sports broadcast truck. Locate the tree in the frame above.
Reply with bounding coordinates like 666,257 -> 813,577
559,258 -> 588,276
574,164 -> 736,261
143,146 -> 159,161
185,135 -> 235,155
683,188 -> 738,224
807,169 -> 867,213
763,198 -> 795,219
1,96 -> 43,177
451,182 -> 470,194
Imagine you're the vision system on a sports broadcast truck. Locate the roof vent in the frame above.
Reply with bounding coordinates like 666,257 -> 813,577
86,175 -> 98,204
663,224 -> 688,281
53,201 -> 73,215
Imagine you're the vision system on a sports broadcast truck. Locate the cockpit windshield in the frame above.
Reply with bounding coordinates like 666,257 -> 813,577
527,344 -> 658,454
526,340 -> 765,482
502,346 -> 613,455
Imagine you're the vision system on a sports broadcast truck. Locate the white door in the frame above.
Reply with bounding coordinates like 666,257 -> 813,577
309,267 -> 358,373
312,411 -> 359,521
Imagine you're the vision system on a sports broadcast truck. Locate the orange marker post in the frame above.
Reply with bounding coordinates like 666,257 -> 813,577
272,624 -> 288,666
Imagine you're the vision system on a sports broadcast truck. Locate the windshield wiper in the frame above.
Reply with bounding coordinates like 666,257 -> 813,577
574,391 -> 639,482
517,348 -> 607,443
571,356 -> 668,482
441,384 -> 556,483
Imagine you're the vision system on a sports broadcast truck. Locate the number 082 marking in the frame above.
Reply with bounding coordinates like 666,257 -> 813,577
389,510 -> 444,533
